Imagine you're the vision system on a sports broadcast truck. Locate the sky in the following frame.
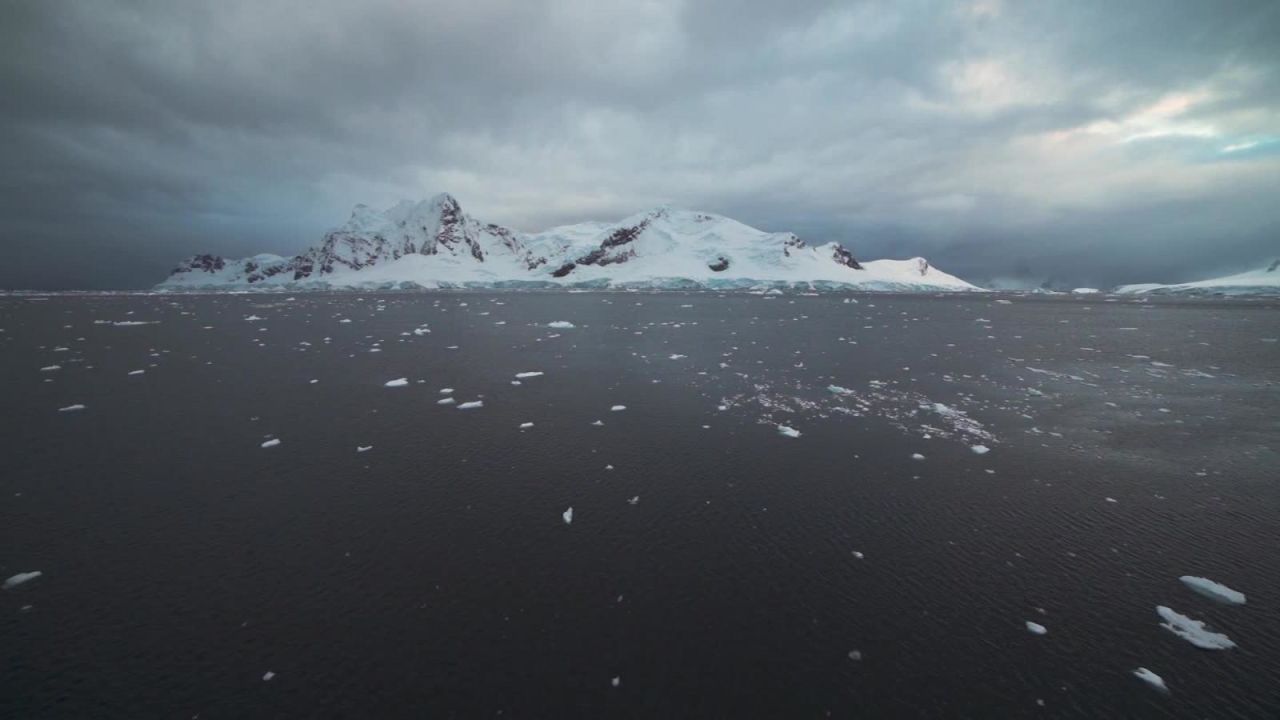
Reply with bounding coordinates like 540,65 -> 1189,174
1,0 -> 1277,290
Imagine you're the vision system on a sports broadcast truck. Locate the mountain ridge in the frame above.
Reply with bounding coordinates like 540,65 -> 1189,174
157,194 -> 979,292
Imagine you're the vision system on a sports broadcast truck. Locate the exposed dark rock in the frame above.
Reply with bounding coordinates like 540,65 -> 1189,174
708,256 -> 730,272
831,245 -> 863,270
552,262 -> 577,278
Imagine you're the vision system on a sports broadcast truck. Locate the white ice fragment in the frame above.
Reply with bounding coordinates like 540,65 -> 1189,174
39,365 -> 60,372
128,369 -> 145,376
262,671 -> 275,681
628,496 -> 639,505
911,453 -> 926,461
437,397 -> 456,405
3,571 -> 42,590
668,354 -> 686,360
1025,621 -> 1047,635
610,405 -> 627,412
515,371 -> 544,379
384,378 -> 409,387
260,438 -> 281,448
547,321 -> 575,329
439,388 -> 454,394
1156,606 -> 1236,649
970,444 -> 990,455
777,425 -> 801,438
851,551 -> 864,559
847,650 -> 863,661
244,315 -> 264,322
519,422 -> 534,429
563,507 -> 573,524
591,420 -> 604,426
457,400 -> 483,410
58,404 -> 85,412
1179,576 -> 1246,605
611,676 -> 621,688
356,446 -> 373,453
1133,668 -> 1169,693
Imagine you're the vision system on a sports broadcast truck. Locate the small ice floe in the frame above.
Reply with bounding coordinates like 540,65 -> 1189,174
1105,497 -> 1118,503
547,321 -> 575,329
668,354 -> 687,360
591,420 -> 604,426
128,369 -> 145,376
260,438 -> 281,448
39,365 -> 60,372
457,400 -> 483,410
58,404 -> 85,412
847,650 -> 863,661
519,422 -> 534,429
338,318 -> 352,324
851,551 -> 864,560
1179,576 -> 1246,605
1156,606 -> 1236,649
563,507 -> 573,524
437,397 -> 456,405
911,453 -> 926,461
628,496 -> 639,505
244,315 -> 265,322
1025,621 -> 1047,635
610,405 -> 627,412
995,299 -> 1013,305
356,446 -> 373,453
777,425 -> 801,438
439,388 -> 454,395
111,320 -> 156,326
827,384 -> 854,395
3,571 -> 42,590
970,444 -> 990,455
515,371 -> 544,379
262,671 -> 276,682
1133,668 -> 1169,693
974,318 -> 992,323
611,676 -> 621,688
384,378 -> 409,387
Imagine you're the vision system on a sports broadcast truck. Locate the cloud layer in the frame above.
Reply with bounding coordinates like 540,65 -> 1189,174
2,0 -> 1277,289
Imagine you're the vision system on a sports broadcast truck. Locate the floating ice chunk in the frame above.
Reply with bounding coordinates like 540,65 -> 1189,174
3,571 -> 41,590
128,369 -> 145,376
58,404 -> 85,412
970,444 -> 990,455
611,676 -> 620,688
112,320 -> 156,326
262,671 -> 275,681
1025,621 -> 1047,635
261,438 -> 281,448
1133,667 -> 1168,693
827,385 -> 853,395
911,453 -> 926,461
1156,606 -> 1235,649
244,315 -> 265,322
457,401 -> 483,410
338,318 -> 352,324
851,551 -> 864,559
515,372 -> 544,378
384,378 -> 409,387
777,425 -> 801,438
519,422 -> 534,429
847,650 -> 863,660
1179,576 -> 1246,605
628,496 -> 639,505
356,446 -> 373,453
547,321 -> 575,329
669,354 -> 687,360
439,388 -> 454,394
437,397 -> 456,405
591,420 -> 604,426
610,405 -> 627,412
563,507 -> 573,524
39,365 -> 60,372
995,299 -> 1013,305
974,318 -> 991,323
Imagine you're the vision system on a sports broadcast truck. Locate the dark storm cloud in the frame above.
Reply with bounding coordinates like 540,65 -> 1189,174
1,0 -> 1277,289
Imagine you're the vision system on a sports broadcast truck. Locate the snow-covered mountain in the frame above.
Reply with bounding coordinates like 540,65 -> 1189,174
157,193 -> 978,292
1115,261 -> 1280,296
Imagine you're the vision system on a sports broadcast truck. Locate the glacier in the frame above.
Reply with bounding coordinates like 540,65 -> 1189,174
156,193 -> 979,293
1115,260 -> 1280,296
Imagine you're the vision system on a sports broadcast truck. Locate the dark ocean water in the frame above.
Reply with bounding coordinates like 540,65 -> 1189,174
1,291 -> 1278,719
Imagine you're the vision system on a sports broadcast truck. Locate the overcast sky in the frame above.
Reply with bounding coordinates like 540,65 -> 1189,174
2,0 -> 1277,289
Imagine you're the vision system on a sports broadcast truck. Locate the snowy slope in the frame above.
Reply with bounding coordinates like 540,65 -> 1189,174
1115,261 -> 1280,296
158,194 -> 979,292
